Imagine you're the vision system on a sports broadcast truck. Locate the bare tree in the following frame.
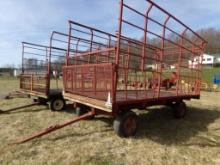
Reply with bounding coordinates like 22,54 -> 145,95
197,28 -> 220,54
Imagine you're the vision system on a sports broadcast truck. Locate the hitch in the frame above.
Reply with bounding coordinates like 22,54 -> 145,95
0,103 -> 40,114
12,110 -> 96,144
5,91 -> 29,100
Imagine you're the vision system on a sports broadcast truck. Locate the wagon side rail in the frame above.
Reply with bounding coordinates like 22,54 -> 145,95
21,42 -> 50,96
114,0 -> 207,103
67,20 -> 118,66
62,62 -> 116,111
20,73 -> 49,96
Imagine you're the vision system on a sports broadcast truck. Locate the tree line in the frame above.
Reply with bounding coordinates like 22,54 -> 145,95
197,28 -> 220,54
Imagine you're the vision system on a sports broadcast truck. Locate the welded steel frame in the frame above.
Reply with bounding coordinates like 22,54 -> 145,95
62,0 -> 207,116
20,31 -> 69,98
20,42 -> 50,97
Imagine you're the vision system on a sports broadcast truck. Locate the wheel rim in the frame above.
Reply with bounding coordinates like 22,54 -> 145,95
123,116 -> 137,136
53,99 -> 64,111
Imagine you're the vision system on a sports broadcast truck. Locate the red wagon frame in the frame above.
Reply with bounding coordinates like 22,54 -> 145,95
62,0 -> 206,116
19,31 -> 69,111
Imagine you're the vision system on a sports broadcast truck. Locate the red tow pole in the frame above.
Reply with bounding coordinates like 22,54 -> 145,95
12,111 -> 95,144
0,103 -> 40,114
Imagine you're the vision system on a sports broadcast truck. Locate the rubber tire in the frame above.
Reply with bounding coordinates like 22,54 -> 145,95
49,97 -> 66,111
173,101 -> 187,119
113,111 -> 139,138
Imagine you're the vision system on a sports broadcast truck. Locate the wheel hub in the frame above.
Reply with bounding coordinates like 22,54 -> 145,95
123,117 -> 137,136
53,99 -> 64,111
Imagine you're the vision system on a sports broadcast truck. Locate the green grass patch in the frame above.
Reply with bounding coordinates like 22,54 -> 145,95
0,77 -> 19,97
202,67 -> 220,83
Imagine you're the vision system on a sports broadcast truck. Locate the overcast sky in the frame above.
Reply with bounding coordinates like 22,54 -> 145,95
0,0 -> 220,67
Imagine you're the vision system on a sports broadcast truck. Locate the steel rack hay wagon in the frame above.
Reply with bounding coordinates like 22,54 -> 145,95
62,0 -> 206,136
13,0 -> 206,143
1,42 -> 52,114
19,31 -> 70,111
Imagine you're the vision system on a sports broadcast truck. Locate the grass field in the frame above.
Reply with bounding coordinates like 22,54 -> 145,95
0,78 -> 220,164
202,67 -> 220,83
0,77 -> 18,98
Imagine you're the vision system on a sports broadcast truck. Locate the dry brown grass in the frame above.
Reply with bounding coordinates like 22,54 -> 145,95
0,78 -> 220,165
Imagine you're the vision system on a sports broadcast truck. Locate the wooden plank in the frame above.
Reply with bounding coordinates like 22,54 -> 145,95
20,90 -> 48,99
21,82 -> 47,87
64,92 -> 112,112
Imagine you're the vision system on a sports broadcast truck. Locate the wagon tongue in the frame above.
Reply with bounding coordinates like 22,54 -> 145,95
0,103 -> 40,114
11,111 -> 95,144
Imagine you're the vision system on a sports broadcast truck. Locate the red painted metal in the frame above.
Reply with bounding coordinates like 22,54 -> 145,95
13,110 -> 96,144
0,103 -> 40,114
20,42 -> 49,96
20,31 -> 68,98
63,63 -> 115,101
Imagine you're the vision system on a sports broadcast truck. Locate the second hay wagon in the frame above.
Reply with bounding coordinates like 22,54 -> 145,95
19,32 -> 70,111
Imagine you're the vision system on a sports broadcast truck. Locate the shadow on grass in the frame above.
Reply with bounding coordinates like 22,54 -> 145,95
61,104 -> 76,114
92,116 -> 113,127
43,105 -> 220,146
137,106 -> 220,147
41,127 -> 113,142
17,105 -> 220,146
47,117 -> 113,140
43,132 -> 94,141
